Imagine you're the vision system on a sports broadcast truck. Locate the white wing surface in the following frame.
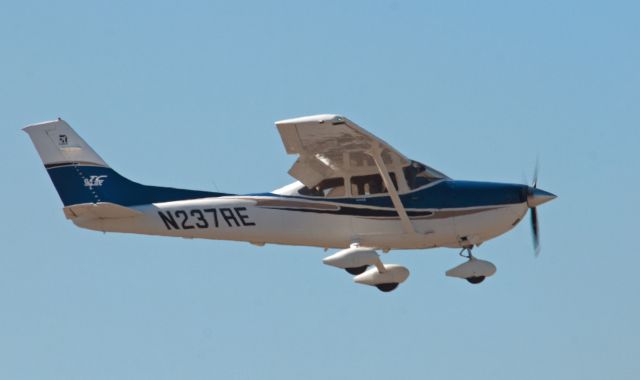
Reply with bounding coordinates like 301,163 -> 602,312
275,114 -> 410,187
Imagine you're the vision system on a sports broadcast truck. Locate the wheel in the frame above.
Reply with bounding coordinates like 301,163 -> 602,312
466,276 -> 486,284
345,265 -> 368,275
375,283 -> 399,292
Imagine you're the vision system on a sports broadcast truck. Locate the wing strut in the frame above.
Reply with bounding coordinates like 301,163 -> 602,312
369,145 -> 415,235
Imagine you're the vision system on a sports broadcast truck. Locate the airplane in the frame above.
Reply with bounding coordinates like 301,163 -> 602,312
23,115 -> 556,292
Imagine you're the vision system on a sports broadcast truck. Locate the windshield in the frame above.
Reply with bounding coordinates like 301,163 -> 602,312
403,161 -> 447,190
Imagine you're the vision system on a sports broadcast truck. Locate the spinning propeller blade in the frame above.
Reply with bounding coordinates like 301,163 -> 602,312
531,206 -> 540,256
525,162 -> 555,256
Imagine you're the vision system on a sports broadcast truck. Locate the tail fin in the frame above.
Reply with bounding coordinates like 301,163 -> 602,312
24,118 -> 227,207
23,118 -> 109,168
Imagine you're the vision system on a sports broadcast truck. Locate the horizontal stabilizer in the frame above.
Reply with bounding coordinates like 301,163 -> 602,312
63,202 -> 143,220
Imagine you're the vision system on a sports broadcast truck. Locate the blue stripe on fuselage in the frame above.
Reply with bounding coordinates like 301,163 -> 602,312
49,164 -> 526,210
251,180 -> 527,209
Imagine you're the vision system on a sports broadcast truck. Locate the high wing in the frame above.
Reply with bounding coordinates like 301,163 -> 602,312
275,114 -> 411,188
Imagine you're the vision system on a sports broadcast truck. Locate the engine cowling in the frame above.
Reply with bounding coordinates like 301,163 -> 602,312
322,247 -> 380,269
445,257 -> 496,280
353,264 -> 410,287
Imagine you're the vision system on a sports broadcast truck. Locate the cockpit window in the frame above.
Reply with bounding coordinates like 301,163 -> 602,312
404,161 -> 445,190
298,177 -> 345,197
351,173 -> 397,196
296,161 -> 444,197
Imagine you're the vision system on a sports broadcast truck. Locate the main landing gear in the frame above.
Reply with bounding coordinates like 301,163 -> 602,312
445,247 -> 497,284
323,245 -> 410,292
324,245 -> 497,291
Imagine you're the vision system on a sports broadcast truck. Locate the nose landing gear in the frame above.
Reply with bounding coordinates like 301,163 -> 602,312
445,247 -> 497,284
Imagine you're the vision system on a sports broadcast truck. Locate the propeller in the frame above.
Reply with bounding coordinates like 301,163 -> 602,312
530,161 -> 540,255
525,161 -> 556,256
530,200 -> 540,256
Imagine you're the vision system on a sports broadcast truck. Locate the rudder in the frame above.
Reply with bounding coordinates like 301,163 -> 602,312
23,118 -> 108,168
24,118 -> 227,207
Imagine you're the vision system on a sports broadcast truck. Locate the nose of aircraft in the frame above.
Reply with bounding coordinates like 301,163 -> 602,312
527,187 -> 557,207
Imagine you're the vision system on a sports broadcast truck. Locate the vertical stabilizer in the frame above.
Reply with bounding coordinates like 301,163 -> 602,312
23,118 -> 108,168
24,118 -> 227,207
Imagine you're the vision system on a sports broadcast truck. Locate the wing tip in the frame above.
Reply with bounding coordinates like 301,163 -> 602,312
275,114 -> 345,126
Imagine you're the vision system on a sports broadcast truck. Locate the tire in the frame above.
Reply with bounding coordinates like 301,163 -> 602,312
345,265 -> 368,275
466,276 -> 486,284
376,283 -> 399,292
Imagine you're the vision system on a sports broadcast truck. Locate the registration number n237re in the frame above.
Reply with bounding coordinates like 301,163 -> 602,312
158,207 -> 255,230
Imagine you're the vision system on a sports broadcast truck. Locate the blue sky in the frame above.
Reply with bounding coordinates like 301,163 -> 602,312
1,1 -> 639,379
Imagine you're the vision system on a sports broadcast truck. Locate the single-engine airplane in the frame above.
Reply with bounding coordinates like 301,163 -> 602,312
24,115 -> 556,292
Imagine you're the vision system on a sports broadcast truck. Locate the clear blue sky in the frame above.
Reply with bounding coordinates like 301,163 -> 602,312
1,1 -> 639,379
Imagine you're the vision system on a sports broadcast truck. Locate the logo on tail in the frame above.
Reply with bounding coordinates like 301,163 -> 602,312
84,175 -> 107,189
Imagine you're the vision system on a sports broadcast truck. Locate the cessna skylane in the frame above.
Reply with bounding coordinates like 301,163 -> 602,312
24,115 -> 556,292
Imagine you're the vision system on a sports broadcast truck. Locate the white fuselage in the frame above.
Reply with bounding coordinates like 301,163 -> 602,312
73,194 -> 529,251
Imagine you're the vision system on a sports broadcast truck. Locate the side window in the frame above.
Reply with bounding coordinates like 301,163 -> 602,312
351,173 -> 398,196
298,178 -> 345,197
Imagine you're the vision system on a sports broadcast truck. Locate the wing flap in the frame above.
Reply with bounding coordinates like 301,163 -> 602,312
288,156 -> 332,187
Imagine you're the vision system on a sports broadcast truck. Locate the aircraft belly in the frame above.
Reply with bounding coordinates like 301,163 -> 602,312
350,213 -> 457,249
452,203 -> 528,245
277,210 -> 353,247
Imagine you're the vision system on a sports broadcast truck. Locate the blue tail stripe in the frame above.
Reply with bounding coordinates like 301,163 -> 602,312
47,165 -> 229,206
